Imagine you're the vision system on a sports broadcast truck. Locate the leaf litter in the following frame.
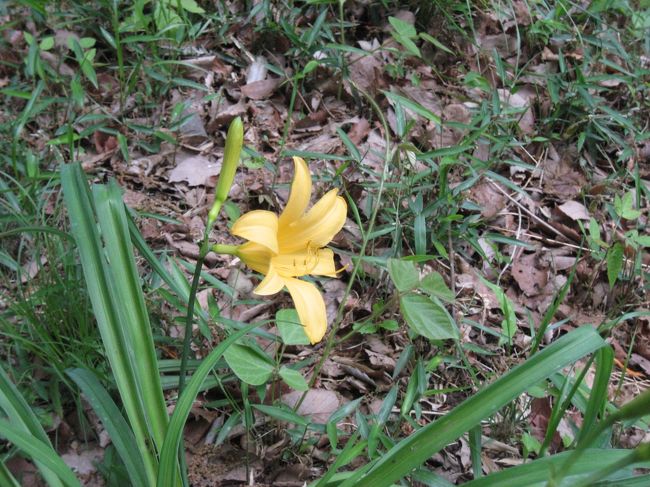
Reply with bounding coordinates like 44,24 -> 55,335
3,1 -> 650,485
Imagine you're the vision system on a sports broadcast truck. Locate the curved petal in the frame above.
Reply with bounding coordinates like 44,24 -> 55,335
272,248 -> 337,278
236,242 -> 272,274
278,190 -> 347,253
231,210 -> 279,254
284,278 -> 327,344
254,265 -> 286,295
279,157 -> 312,227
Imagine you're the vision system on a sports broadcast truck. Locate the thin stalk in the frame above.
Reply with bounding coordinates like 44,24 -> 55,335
178,217 -> 217,394
111,0 -> 125,112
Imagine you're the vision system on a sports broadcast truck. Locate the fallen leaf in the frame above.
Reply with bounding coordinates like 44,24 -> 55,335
498,88 -> 536,134
168,153 -> 221,187
512,253 -> 548,297
557,200 -> 590,221
468,181 -> 508,218
282,389 -> 340,424
241,78 -> 281,100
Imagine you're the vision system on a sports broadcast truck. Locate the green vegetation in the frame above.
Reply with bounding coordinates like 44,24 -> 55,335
1,0 -> 649,485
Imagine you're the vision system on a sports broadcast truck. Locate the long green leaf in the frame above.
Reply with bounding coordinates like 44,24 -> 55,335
156,323 -> 258,487
67,368 -> 148,487
61,163 -> 157,485
93,182 -> 168,451
0,364 -> 64,487
0,460 -> 20,487
0,420 -> 80,487
343,326 -> 605,486
578,345 -> 614,445
463,449 -> 649,487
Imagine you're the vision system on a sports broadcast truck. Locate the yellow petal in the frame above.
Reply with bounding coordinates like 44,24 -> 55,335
236,242 -> 272,274
283,278 -> 327,344
272,248 -> 337,278
278,189 -> 347,253
254,265 -> 285,295
279,157 -> 312,228
231,210 -> 279,254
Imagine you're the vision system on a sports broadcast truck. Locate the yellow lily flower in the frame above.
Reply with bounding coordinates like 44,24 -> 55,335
229,157 -> 347,344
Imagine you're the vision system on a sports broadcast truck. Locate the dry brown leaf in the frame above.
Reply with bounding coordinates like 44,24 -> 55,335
281,389 -> 340,424
557,200 -> 590,221
168,153 -> 221,187
512,253 -> 548,296
498,88 -> 536,134
468,181 -> 508,218
241,78 -> 281,100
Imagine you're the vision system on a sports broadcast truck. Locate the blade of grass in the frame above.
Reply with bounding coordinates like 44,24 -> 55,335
578,345 -> 614,446
463,449 -> 650,487
0,461 -> 20,487
0,420 -> 80,487
0,364 -> 65,487
340,326 -> 605,486
66,368 -> 148,487
156,323 -> 258,487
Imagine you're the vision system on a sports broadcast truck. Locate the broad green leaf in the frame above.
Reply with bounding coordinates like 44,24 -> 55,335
339,326 -> 605,486
388,16 -> 416,38
224,343 -> 274,385
614,192 -> 641,220
39,36 -> 54,50
279,366 -> 309,391
61,164 -> 158,485
276,309 -> 310,345
419,272 -> 454,302
180,0 -> 205,13
94,181 -> 169,453
400,293 -> 459,340
387,258 -> 420,292
606,242 -> 624,288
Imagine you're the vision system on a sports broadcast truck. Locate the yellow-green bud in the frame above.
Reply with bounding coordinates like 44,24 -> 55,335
209,117 -> 243,224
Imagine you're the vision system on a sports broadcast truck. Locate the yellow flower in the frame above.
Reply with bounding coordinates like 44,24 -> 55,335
230,157 -> 347,344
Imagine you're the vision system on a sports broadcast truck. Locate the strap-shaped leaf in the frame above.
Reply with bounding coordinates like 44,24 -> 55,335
0,420 -> 80,487
340,326 -> 606,486
156,323 -> 259,486
67,368 -> 148,487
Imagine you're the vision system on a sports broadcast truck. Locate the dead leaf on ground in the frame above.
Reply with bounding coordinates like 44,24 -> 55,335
512,252 -> 548,297
168,153 -> 221,187
497,88 -> 536,134
468,180 -> 508,218
282,389 -> 340,424
557,200 -> 590,221
241,78 -> 281,100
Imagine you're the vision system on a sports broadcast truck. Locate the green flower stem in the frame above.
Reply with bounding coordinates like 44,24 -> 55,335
178,235 -> 211,394
178,117 -> 243,396
212,244 -> 239,255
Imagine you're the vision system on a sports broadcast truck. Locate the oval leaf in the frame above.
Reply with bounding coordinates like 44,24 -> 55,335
400,293 -> 459,340
224,343 -> 274,386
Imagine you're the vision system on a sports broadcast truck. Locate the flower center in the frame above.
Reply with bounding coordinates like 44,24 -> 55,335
273,243 -> 320,277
